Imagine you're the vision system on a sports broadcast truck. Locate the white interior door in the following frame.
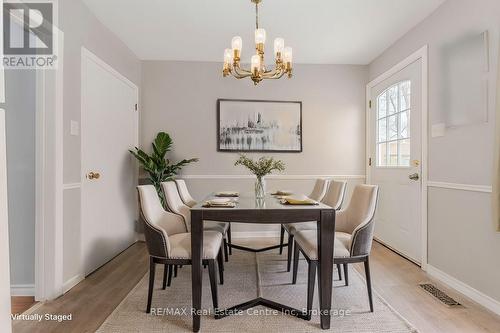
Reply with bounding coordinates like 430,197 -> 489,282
369,60 -> 423,264
81,49 -> 138,275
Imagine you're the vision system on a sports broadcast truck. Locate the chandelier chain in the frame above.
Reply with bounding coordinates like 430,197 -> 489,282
255,2 -> 259,29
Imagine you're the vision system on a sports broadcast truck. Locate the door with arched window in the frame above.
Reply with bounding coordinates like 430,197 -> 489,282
369,59 -> 423,265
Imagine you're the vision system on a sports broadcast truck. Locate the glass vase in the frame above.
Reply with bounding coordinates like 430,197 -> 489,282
255,177 -> 266,199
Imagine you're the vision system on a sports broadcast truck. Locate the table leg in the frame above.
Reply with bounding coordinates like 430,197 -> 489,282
191,210 -> 203,332
317,210 -> 335,329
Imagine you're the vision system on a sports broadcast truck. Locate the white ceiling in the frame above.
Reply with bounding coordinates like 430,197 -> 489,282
82,0 -> 444,64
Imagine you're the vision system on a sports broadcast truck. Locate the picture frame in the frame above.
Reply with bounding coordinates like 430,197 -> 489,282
217,99 -> 302,153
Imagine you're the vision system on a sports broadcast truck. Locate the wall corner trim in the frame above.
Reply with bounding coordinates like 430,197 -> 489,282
427,264 -> 500,316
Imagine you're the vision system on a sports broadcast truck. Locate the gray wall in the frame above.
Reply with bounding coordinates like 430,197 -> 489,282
141,61 -> 368,233
59,0 -> 141,283
2,69 -> 36,287
369,0 -> 500,302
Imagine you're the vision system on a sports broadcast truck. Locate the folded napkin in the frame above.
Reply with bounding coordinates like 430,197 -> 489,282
202,198 -> 236,208
215,191 -> 239,197
280,195 -> 318,205
271,190 -> 293,196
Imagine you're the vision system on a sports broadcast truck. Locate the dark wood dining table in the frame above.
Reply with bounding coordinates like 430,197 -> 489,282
190,193 -> 336,332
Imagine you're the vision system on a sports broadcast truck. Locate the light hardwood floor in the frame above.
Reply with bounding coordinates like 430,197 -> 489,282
11,239 -> 500,333
11,297 -> 36,315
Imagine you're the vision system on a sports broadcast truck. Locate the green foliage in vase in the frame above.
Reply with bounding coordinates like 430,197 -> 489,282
234,154 -> 286,179
129,132 -> 198,205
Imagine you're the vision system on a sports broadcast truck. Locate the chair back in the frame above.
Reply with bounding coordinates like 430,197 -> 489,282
175,179 -> 197,207
309,178 -> 330,202
162,181 -> 191,231
322,180 -> 347,210
341,184 -> 379,257
137,185 -> 186,258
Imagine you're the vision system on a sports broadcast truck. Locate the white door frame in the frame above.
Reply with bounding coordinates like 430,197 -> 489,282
4,9 -> 65,300
0,110 -> 12,331
80,47 -> 139,277
0,3 -> 10,327
34,30 -> 65,300
366,45 -> 429,270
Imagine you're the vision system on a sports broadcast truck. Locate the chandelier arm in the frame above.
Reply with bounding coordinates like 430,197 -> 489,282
233,65 -> 253,78
262,66 -> 284,78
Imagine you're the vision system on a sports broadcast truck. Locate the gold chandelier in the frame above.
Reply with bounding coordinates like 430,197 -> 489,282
222,0 -> 293,85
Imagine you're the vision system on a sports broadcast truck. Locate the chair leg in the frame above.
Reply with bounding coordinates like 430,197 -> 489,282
337,264 -> 342,281
343,263 -> 349,286
364,258 -> 374,312
223,238 -> 229,262
227,224 -> 232,255
146,258 -> 155,313
292,243 -> 300,284
217,248 -> 224,285
306,261 -> 317,320
208,260 -> 219,310
287,234 -> 294,272
279,225 -> 285,255
167,264 -> 173,287
162,264 -> 169,290
174,265 -> 178,277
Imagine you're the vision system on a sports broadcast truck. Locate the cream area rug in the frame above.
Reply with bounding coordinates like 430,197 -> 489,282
97,250 -> 417,333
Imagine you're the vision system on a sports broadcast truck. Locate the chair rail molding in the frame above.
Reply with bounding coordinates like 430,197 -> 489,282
63,183 -> 82,190
179,174 -> 366,180
427,181 -> 492,193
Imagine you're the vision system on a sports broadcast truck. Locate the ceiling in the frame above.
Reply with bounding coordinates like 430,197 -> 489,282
82,0 -> 445,64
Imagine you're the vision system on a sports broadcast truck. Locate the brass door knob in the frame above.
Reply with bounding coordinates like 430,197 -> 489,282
409,173 -> 419,181
87,172 -> 101,180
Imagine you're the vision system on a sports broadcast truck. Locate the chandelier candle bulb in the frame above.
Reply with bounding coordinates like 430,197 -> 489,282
284,47 -> 293,63
232,36 -> 242,60
224,48 -> 233,65
251,54 -> 261,75
255,28 -> 266,44
274,38 -> 284,58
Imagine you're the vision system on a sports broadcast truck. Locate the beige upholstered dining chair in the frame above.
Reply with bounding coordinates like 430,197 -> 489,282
174,179 -> 197,207
279,178 -> 331,256
137,185 -> 224,314
292,184 -> 379,316
281,180 -> 346,272
162,181 -> 232,261
174,179 -> 233,258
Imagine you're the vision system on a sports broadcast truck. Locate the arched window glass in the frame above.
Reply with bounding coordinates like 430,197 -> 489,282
376,81 -> 411,167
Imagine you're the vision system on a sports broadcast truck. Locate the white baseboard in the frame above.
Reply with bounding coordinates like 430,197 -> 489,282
62,274 -> 84,294
231,231 -> 280,239
427,264 -> 500,316
11,284 -> 35,296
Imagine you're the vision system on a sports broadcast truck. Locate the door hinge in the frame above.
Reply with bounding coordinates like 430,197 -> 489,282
369,100 -> 372,108
368,157 -> 372,166
134,103 -> 138,111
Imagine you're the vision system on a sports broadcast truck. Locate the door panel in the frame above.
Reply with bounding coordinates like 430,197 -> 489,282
370,60 -> 422,264
81,51 -> 138,275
